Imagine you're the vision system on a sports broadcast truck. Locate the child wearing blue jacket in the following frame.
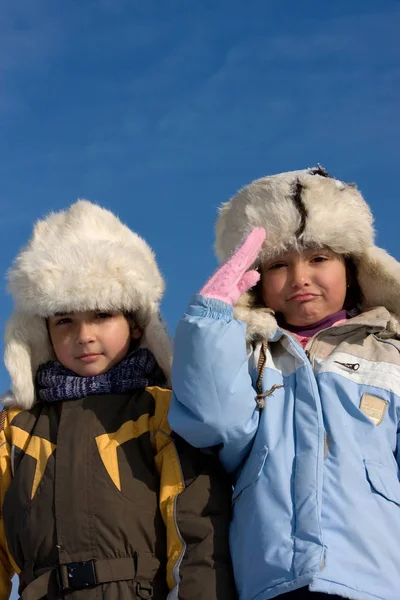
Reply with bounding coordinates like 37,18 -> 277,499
169,166 -> 400,600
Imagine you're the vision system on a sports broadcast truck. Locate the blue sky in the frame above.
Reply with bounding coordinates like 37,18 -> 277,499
1,0 -> 400,590
2,0 -> 400,384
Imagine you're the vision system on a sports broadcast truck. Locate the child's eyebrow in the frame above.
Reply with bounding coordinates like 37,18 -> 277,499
53,312 -> 71,317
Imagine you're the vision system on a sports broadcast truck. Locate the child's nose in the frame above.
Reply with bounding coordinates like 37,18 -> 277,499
290,263 -> 310,287
77,323 -> 95,344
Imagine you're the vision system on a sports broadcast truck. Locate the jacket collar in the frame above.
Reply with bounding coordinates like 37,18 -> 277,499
234,298 -> 400,344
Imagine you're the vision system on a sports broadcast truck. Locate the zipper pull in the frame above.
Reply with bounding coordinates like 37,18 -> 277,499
334,360 -> 360,371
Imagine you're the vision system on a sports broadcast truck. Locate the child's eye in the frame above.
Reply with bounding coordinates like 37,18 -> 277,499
268,262 -> 286,270
311,256 -> 328,263
55,317 -> 71,326
95,312 -> 112,320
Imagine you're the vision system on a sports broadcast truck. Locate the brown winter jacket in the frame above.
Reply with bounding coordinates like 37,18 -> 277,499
0,387 -> 236,600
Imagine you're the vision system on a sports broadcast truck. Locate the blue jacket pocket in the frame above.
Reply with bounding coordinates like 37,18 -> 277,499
232,445 -> 268,502
365,460 -> 400,506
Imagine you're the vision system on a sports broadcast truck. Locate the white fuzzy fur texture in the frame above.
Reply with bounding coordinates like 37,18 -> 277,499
216,168 -> 374,264
8,200 -> 164,324
215,168 -> 400,338
5,200 -> 172,409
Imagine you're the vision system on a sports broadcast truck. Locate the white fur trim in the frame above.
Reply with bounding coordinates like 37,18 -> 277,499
5,200 -> 172,409
4,312 -> 55,409
8,200 -> 164,321
217,168 -> 400,339
140,312 -> 173,386
234,294 -> 278,341
216,168 -> 374,263
357,246 -> 400,317
0,390 -> 18,409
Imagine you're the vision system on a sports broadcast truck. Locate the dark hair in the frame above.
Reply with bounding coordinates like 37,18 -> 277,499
344,257 -> 363,311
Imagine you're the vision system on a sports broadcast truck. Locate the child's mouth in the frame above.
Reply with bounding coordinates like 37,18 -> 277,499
77,353 -> 102,363
290,293 -> 319,302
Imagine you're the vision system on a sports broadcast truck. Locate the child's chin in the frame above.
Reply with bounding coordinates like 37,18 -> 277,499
76,362 -> 109,377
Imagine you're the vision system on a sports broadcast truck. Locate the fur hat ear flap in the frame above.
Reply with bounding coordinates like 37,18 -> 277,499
140,312 -> 172,386
4,312 -> 55,409
357,247 -> 400,318
234,291 -> 278,343
4,201 -> 172,406
0,390 -> 18,409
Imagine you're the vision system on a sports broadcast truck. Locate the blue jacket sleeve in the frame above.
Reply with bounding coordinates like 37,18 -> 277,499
169,294 -> 260,473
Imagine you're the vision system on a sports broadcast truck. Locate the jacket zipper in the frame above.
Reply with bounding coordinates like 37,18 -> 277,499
333,360 -> 360,371
304,323 -> 364,370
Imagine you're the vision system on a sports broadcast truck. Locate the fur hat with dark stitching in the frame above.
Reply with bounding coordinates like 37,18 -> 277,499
215,166 -> 400,339
4,200 -> 172,409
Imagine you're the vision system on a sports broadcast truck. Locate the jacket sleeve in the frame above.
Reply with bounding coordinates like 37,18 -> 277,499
0,409 -> 16,600
169,294 -> 260,474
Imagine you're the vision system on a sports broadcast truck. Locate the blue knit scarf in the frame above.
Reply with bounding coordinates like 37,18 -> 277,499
36,348 -> 166,402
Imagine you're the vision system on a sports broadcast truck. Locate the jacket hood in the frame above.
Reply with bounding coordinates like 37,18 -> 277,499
4,200 -> 172,409
215,166 -> 400,340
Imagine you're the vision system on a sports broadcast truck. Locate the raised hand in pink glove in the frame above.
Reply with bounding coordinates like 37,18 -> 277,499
199,227 -> 266,306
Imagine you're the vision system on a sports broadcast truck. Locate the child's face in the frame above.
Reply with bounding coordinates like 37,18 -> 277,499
48,311 -> 141,376
261,248 -> 347,327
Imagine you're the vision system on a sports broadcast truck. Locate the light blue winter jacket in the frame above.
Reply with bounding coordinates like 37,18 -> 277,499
169,295 -> 400,600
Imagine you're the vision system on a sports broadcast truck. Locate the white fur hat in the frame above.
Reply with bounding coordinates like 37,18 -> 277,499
215,166 -> 400,338
4,200 -> 172,408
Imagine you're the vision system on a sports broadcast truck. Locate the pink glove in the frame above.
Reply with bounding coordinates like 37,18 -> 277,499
199,227 -> 266,306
